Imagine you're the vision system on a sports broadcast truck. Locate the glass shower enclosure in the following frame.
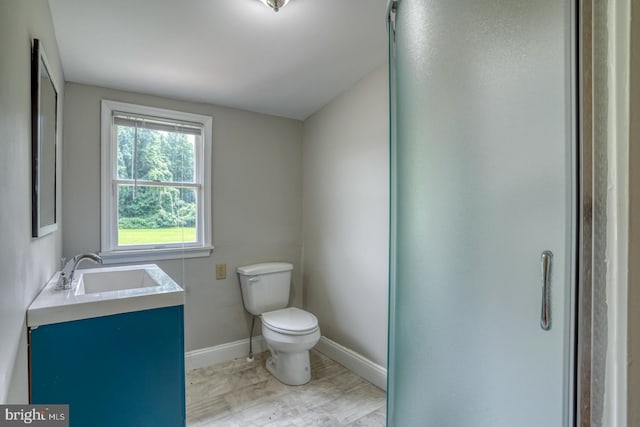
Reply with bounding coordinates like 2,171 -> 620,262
387,0 -> 577,425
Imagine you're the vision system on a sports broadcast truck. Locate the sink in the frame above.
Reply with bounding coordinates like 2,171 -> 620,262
28,264 -> 184,327
78,268 -> 159,294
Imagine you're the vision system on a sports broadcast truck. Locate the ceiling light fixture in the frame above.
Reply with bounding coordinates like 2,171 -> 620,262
259,0 -> 291,12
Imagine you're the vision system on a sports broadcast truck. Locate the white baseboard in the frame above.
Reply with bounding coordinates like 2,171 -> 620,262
185,335 -> 388,392
185,336 -> 267,371
315,336 -> 387,391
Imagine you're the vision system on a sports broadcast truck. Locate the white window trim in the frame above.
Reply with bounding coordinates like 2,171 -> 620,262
100,100 -> 213,264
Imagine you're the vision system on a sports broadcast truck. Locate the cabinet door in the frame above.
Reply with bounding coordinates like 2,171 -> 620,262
30,306 -> 185,427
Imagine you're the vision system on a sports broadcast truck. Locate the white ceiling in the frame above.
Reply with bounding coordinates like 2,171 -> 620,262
48,0 -> 389,120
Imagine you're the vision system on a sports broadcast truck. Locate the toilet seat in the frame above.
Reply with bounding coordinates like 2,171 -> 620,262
262,307 -> 319,336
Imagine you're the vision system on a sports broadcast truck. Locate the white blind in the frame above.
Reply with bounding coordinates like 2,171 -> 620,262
113,112 -> 202,136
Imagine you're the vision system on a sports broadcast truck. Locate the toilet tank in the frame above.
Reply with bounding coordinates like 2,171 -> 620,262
237,262 -> 293,315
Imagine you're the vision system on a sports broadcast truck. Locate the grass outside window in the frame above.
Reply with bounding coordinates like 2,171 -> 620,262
118,227 -> 196,245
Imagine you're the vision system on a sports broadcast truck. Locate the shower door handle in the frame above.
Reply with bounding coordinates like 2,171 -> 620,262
540,250 -> 553,330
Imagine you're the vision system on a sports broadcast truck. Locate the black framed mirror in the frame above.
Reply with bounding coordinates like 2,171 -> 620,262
31,38 -> 58,238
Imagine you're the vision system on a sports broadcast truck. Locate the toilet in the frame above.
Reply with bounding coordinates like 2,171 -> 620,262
237,262 -> 320,386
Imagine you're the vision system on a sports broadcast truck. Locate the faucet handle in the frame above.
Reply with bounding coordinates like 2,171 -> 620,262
55,272 -> 70,290
60,257 -> 67,269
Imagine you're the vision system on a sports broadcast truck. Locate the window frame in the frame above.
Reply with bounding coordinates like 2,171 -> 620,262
100,100 -> 213,264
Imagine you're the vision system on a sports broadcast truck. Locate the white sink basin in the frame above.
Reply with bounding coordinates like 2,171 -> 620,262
78,268 -> 159,294
28,264 -> 184,327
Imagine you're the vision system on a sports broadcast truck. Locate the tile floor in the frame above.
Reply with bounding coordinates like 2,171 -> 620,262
186,350 -> 386,426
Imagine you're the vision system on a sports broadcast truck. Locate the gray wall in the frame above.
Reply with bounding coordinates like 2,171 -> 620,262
62,83 -> 303,352
0,0 -> 64,403
302,65 -> 389,367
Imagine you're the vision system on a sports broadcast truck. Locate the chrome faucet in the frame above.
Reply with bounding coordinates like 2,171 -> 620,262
55,253 -> 103,290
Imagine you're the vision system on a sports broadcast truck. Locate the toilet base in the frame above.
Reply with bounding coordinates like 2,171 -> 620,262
266,349 -> 311,386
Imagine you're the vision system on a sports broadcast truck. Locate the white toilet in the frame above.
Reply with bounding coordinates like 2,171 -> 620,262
237,262 -> 320,385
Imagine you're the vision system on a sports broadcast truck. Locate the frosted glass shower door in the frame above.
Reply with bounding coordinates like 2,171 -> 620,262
388,0 -> 576,426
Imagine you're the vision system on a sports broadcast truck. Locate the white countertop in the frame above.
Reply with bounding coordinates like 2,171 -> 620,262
28,264 -> 185,327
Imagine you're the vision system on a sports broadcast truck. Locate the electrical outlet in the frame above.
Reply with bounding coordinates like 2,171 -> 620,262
215,263 -> 226,280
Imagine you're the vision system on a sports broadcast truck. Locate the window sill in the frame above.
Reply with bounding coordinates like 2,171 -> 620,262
99,246 -> 213,265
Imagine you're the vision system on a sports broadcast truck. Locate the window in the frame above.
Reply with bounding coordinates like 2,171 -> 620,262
101,100 -> 212,263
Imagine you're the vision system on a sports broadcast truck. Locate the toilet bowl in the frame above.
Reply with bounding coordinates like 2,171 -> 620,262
237,262 -> 321,386
261,307 -> 320,385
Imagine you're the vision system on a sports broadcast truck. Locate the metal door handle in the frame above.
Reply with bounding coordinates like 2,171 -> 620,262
540,250 -> 553,330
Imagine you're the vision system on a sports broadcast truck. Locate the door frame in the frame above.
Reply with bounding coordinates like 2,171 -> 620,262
575,0 -> 631,425
576,0 -> 594,425
581,0 -> 639,425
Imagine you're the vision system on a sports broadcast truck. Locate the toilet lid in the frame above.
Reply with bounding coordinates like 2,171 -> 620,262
262,308 -> 319,335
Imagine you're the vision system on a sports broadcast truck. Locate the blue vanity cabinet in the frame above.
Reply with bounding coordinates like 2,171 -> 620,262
29,305 -> 185,427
